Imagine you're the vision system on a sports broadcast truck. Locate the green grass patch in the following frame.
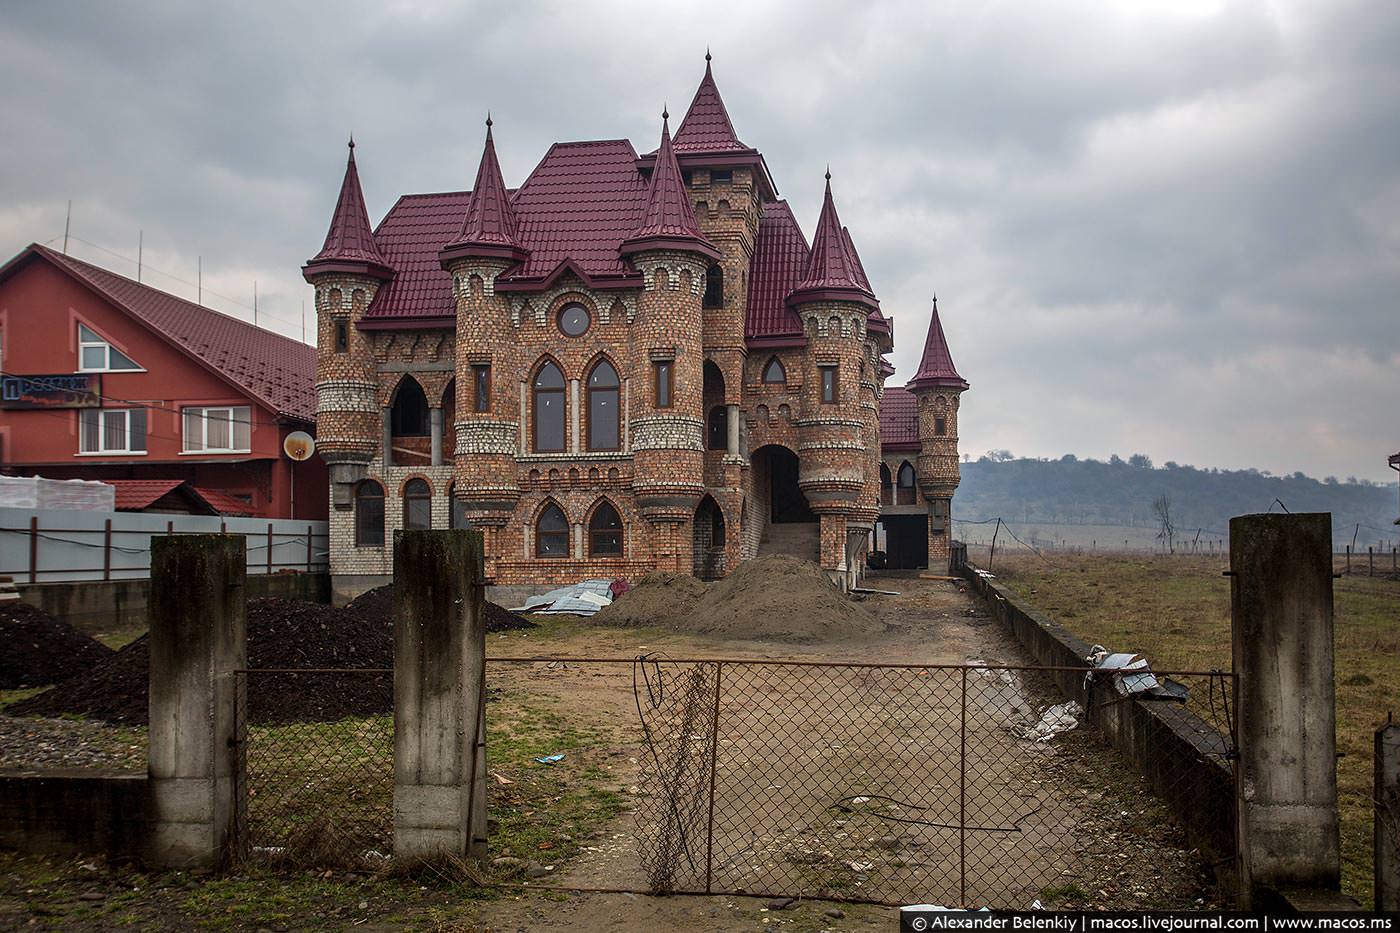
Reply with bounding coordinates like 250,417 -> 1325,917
0,686 -> 48,710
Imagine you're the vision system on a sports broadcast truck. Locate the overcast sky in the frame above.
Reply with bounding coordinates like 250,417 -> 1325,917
3,0 -> 1396,482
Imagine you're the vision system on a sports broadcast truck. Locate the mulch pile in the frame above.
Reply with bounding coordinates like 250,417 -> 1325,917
0,602 -> 114,689
8,586 -> 532,725
593,555 -> 883,643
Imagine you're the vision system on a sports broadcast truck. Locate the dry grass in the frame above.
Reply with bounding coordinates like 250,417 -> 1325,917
980,549 -> 1399,907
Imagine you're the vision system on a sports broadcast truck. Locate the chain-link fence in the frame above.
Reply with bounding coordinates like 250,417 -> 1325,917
235,669 -> 394,866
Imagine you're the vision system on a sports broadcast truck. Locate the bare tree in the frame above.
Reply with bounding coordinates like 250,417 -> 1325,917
1153,495 -> 1176,554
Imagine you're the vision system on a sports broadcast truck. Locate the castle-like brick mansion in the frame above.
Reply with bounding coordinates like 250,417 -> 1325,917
305,58 -> 968,601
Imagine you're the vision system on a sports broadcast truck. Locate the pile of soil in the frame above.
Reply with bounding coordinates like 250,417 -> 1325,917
8,586 -> 533,725
0,602 -> 114,689
595,555 -> 883,643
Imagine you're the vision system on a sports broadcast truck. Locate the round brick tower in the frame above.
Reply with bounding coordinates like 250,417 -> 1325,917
906,297 -> 969,572
439,118 -> 530,572
619,111 -> 721,573
788,173 -> 882,588
303,139 -> 395,512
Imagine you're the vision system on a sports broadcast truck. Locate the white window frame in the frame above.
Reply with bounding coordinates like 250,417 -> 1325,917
78,408 -> 147,455
77,323 -> 143,373
182,405 -> 252,454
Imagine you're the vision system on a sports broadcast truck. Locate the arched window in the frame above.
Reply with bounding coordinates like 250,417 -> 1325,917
762,357 -> 786,385
880,463 -> 893,507
391,377 -> 430,436
897,462 -> 917,505
448,482 -> 469,530
533,360 -> 566,452
703,264 -> 724,308
403,478 -> 431,530
536,503 -> 569,558
589,501 -> 623,557
587,360 -> 620,451
707,406 -> 728,451
354,480 -> 385,547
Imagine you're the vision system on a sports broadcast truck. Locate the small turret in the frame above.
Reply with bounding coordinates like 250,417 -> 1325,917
906,297 -> 969,571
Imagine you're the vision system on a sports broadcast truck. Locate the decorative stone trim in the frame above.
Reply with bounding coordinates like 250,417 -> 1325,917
316,381 -> 379,413
454,420 -> 519,455
630,415 -> 703,451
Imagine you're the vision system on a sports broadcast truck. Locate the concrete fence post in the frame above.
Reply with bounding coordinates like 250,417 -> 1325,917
393,529 -> 487,864
145,534 -> 246,869
1230,512 -> 1340,905
1378,719 -> 1400,911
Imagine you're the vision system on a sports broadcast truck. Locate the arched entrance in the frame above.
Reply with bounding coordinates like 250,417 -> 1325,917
751,445 -> 818,562
692,495 -> 726,580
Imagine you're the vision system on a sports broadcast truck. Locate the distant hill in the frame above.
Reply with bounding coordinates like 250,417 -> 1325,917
950,455 -> 1398,551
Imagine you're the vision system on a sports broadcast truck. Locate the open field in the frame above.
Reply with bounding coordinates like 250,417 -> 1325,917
979,548 -> 1399,906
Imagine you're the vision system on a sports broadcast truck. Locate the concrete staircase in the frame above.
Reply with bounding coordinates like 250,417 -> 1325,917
758,522 -> 821,563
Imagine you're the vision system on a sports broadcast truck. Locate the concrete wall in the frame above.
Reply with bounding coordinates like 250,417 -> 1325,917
962,565 -> 1237,886
0,769 -> 148,860
19,572 -> 330,634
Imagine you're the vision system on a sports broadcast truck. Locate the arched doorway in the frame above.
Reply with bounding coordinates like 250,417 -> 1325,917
750,444 -> 818,562
692,495 -> 726,580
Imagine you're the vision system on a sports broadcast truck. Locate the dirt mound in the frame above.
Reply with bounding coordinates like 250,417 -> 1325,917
597,555 -> 882,643
9,588 -> 533,725
0,602 -> 114,689
592,572 -> 708,628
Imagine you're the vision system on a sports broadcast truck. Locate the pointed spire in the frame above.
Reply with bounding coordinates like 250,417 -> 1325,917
788,170 -> 878,310
907,297 -> 969,392
619,110 -> 720,260
303,136 -> 393,282
440,115 -> 528,266
672,51 -> 748,153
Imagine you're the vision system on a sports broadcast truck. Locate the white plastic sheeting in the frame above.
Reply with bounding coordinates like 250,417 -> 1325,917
0,476 -> 114,512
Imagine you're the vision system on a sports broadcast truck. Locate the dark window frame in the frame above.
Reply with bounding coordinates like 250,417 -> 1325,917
355,480 -> 385,547
536,502 -> 570,558
557,302 -> 591,338
654,360 -> 673,409
711,169 -> 733,184
896,462 -> 917,506
403,477 -> 432,530
703,264 -> 724,308
334,320 -> 349,353
820,365 -> 838,404
391,377 -> 431,437
588,500 -> 624,558
934,416 -> 947,436
707,406 -> 728,451
762,356 -> 786,385
532,360 -> 566,453
586,359 -> 621,452
473,364 -> 491,413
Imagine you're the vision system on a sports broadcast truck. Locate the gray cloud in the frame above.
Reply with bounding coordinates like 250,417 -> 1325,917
2,0 -> 1396,481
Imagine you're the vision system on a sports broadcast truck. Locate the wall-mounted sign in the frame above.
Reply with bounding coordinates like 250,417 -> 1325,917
1,373 -> 102,409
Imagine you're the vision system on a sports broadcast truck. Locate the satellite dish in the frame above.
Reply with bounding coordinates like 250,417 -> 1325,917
283,431 -> 315,461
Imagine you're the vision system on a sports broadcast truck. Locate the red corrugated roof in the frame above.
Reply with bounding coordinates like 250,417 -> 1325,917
304,141 -> 392,279
620,114 -> 719,259
907,298 -> 968,391
879,386 -> 920,449
107,479 -> 184,511
192,486 -> 255,516
23,246 -> 316,422
362,191 -> 468,325
672,55 -> 748,154
789,175 -> 878,311
745,201 -> 809,342
441,119 -> 527,264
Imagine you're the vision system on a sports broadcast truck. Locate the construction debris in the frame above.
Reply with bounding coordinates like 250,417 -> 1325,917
510,580 -> 615,615
1012,701 -> 1083,742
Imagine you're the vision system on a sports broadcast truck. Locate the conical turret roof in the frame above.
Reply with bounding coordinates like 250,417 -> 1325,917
304,138 -> 393,281
788,172 -> 878,310
441,117 -> 529,265
673,52 -> 748,153
907,297 -> 969,391
620,111 -> 720,259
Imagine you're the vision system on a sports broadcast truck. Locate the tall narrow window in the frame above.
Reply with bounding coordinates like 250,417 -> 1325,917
880,463 -> 893,507
897,462 -> 917,505
334,320 -> 349,353
182,406 -> 251,452
533,361 -> 565,452
587,360 -> 620,451
703,265 -> 724,308
654,360 -> 672,409
403,478 -> 431,530
355,480 -> 385,546
820,365 -> 838,404
77,324 -> 141,372
707,406 -> 727,451
79,408 -> 147,454
934,416 -> 947,436
589,501 -> 623,557
762,357 -> 786,384
473,365 -> 491,413
536,503 -> 569,558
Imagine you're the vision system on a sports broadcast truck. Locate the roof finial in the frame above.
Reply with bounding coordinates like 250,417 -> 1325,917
705,47 -> 712,62
486,111 -> 492,128
348,133 -> 355,151
662,103 -> 669,123
825,164 -> 831,182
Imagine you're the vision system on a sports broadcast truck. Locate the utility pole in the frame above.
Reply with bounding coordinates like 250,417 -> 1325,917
253,281 -> 258,326
63,201 -> 71,254
137,230 -> 143,282
197,256 -> 202,306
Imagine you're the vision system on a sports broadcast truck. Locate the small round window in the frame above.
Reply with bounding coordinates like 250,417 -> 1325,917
558,303 -> 591,337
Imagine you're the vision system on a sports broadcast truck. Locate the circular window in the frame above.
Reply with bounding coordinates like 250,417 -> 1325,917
558,303 -> 591,337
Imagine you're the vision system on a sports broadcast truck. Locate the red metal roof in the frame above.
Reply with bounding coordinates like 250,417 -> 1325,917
879,386 -> 920,450
789,175 -> 879,311
907,298 -> 969,392
192,486 -> 255,516
440,119 -> 527,264
620,114 -> 719,259
745,201 -> 809,342
107,479 -> 185,511
303,140 -> 392,280
843,226 -> 891,338
23,246 -> 316,422
361,191 -> 468,327
672,55 -> 748,154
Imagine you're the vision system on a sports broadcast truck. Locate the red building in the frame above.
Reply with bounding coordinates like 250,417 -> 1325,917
0,244 -> 326,520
